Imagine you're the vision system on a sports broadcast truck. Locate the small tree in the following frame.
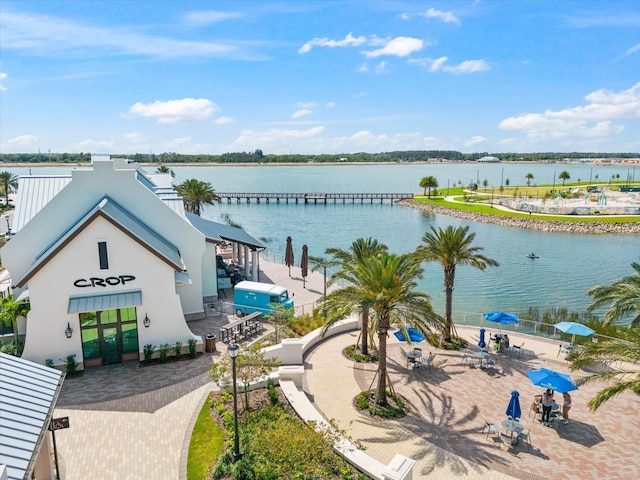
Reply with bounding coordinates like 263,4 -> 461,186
0,295 -> 30,347
559,171 -> 570,185
0,171 -> 19,206
525,173 -> 534,187
482,178 -> 489,191
419,176 -> 439,198
265,303 -> 292,344
209,342 -> 281,410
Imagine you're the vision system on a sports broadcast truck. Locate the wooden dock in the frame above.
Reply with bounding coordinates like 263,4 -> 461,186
216,192 -> 414,204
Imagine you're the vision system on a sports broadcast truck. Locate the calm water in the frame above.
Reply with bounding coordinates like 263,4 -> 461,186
10,162 -> 640,320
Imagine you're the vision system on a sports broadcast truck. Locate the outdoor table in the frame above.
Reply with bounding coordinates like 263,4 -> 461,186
501,419 -> 524,445
473,350 -> 489,368
407,350 -> 422,367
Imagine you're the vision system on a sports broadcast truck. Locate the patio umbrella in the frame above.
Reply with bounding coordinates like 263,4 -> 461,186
554,321 -> 595,344
478,328 -> 486,349
393,327 -> 425,343
483,311 -> 519,333
526,367 -> 578,393
505,390 -> 521,420
284,236 -> 294,277
301,244 -> 308,289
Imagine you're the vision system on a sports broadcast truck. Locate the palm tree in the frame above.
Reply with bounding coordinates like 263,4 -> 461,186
0,295 -> 30,347
419,176 -> 439,197
319,251 -> 442,406
308,255 -> 331,298
325,238 -> 388,356
525,172 -> 534,187
156,164 -> 175,178
0,171 -> 19,206
559,171 -> 570,185
568,327 -> 640,411
175,179 -> 219,215
586,262 -> 640,328
416,225 -> 499,340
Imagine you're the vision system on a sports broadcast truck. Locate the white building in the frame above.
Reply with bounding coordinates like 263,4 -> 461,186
1,157 -> 263,368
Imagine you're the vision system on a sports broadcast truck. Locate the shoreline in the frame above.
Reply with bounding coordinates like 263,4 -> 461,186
398,199 -> 640,234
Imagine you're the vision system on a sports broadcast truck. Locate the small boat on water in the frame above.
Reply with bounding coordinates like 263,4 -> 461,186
526,253 -> 540,259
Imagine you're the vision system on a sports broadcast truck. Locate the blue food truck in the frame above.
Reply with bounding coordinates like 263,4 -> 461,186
233,281 -> 294,316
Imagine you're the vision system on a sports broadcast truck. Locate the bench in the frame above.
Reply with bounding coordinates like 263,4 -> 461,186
219,312 -> 263,343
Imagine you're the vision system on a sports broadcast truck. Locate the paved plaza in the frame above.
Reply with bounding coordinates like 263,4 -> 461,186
52,260 -> 639,479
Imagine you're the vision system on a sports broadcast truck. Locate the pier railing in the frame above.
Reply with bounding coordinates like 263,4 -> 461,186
216,192 -> 414,204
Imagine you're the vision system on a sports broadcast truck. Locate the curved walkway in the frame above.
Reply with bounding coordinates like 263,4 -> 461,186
51,260 -> 639,479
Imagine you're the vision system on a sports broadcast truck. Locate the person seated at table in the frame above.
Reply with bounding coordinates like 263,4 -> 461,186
503,334 -> 510,349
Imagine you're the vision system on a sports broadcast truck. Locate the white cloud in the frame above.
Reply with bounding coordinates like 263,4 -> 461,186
298,33 -> 366,54
412,56 -> 489,74
464,136 -> 487,147
613,42 -> 640,62
374,61 -> 388,74
291,109 -> 313,119
297,102 -> 318,108
2,11 -> 240,59
326,102 -> 335,108
163,136 -> 192,150
0,72 -> 6,91
71,138 -> 115,151
182,11 -> 243,27
214,116 -> 235,125
231,126 -> 325,151
421,8 -> 461,25
498,138 -> 518,146
358,63 -> 368,72
499,83 -> 640,141
7,134 -> 38,148
123,132 -> 153,144
363,37 -> 424,58
124,98 -> 217,124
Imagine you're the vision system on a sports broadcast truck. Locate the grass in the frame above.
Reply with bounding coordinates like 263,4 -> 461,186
415,182 -> 640,224
187,396 -> 225,480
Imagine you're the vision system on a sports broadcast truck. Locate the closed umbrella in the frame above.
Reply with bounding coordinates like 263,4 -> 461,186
285,236 -> 294,277
301,244 -> 308,289
393,327 -> 426,343
505,390 -> 521,420
553,321 -> 595,344
478,328 -> 486,349
526,367 -> 578,393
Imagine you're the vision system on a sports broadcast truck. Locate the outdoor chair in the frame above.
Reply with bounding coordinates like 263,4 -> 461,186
518,429 -> 532,451
512,342 -> 525,358
500,433 -> 516,450
421,352 -> 434,370
462,354 -> 472,366
529,396 -> 542,422
483,420 -> 499,440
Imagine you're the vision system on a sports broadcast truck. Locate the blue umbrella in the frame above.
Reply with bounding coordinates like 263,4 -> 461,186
505,390 -> 521,420
526,368 -> 578,393
393,327 -> 425,343
483,311 -> 520,325
478,328 -> 486,349
554,321 -> 595,344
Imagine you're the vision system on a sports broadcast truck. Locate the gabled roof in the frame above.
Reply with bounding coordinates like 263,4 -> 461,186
13,175 -> 73,232
14,196 -> 184,287
185,212 -> 265,250
0,353 -> 64,480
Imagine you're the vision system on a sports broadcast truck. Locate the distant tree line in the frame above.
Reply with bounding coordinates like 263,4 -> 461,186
1,150 -> 637,165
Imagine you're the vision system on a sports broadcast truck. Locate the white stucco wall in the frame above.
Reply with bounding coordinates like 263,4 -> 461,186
201,242 -> 219,298
21,216 -> 198,366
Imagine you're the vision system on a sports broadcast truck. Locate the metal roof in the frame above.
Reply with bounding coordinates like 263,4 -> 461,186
14,196 -> 185,287
12,175 -> 72,233
68,290 -> 142,313
0,353 -> 64,480
185,212 -> 265,250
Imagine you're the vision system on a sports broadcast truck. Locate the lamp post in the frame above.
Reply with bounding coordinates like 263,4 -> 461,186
491,187 -> 494,208
228,343 -> 242,462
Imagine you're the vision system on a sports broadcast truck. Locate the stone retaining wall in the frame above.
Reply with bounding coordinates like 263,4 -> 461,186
398,200 -> 640,234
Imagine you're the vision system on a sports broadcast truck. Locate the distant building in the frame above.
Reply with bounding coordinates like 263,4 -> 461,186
476,156 -> 501,163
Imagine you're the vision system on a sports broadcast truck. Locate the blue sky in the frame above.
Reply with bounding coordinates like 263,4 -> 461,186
1,1 -> 639,155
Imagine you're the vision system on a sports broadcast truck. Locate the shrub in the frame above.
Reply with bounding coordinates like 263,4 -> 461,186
188,338 -> 197,358
159,343 -> 170,363
0,340 -> 18,356
267,379 -> 279,406
45,358 -> 54,367
143,344 -> 156,362
173,341 -> 182,359
62,354 -> 79,376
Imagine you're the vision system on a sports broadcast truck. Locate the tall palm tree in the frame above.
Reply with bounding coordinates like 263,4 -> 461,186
558,170 -> 570,185
586,262 -> 640,328
419,176 -> 439,197
0,295 -> 30,346
525,172 -> 534,187
319,252 -> 442,406
568,327 -> 640,411
175,179 -> 219,215
325,238 -> 388,356
0,171 -> 19,206
416,225 -> 499,340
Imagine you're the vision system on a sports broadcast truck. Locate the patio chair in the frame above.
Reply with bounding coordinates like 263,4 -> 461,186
512,342 -> 525,358
483,420 -> 499,440
529,396 -> 542,422
421,352 -> 434,370
518,429 -> 532,451
462,354 -> 473,366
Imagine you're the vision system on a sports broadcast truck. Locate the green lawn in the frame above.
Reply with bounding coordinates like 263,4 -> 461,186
187,396 -> 225,480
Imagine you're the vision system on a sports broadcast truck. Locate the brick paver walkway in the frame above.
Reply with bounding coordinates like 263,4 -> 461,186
52,260 -> 639,479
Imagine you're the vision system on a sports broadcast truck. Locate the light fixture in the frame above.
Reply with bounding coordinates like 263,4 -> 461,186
228,343 -> 242,462
143,314 -> 150,328
64,322 -> 73,339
